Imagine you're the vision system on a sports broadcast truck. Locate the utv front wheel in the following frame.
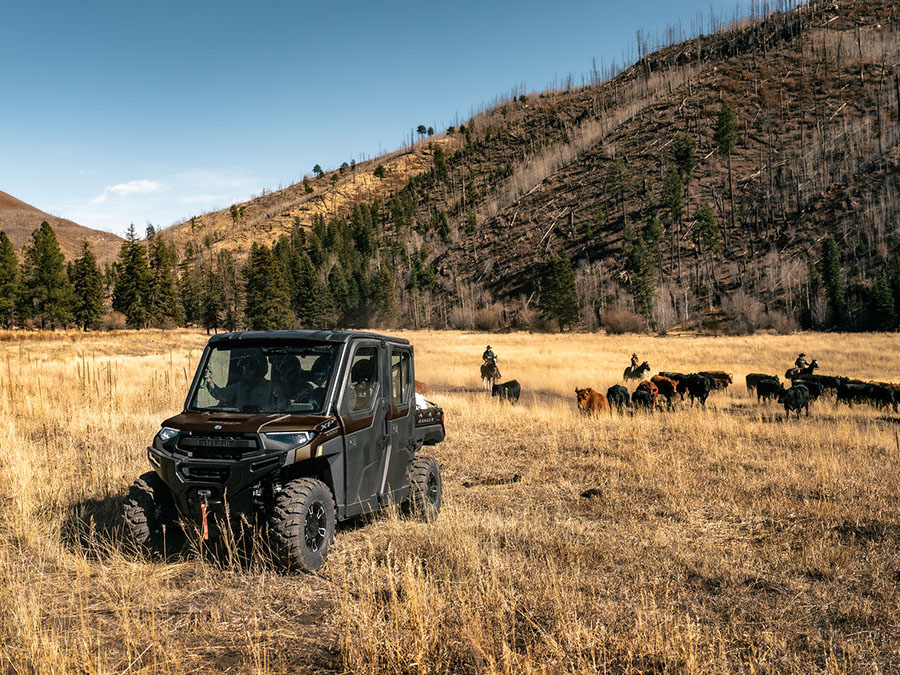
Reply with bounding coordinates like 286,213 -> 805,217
408,455 -> 442,522
123,471 -> 182,555
270,478 -> 336,572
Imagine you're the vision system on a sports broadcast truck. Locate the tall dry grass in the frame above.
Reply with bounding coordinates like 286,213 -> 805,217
0,329 -> 898,672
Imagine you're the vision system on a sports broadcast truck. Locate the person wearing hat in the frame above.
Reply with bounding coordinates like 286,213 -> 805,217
204,350 -> 271,410
630,353 -> 640,369
794,353 -> 809,369
482,345 -> 497,366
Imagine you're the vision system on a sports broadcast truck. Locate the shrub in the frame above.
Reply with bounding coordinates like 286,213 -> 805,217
601,309 -> 646,334
472,305 -> 504,332
373,165 -> 386,178
103,311 -> 127,330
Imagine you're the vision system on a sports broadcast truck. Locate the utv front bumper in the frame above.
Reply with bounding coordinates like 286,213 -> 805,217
147,434 -> 286,521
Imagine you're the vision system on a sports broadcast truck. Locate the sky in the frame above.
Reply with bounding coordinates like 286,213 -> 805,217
1,0 -> 759,236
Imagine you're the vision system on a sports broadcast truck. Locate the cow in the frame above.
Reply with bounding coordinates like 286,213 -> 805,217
651,375 -> 678,409
624,361 -> 651,381
746,373 -> 779,394
785,360 -> 819,380
491,380 -> 521,403
837,382 -> 875,407
658,371 -> 685,385
756,378 -> 785,403
606,384 -> 631,412
867,383 -> 898,412
698,371 -> 733,390
636,380 -> 659,407
676,374 -> 711,407
575,388 -> 610,415
631,388 -> 655,412
414,379 -> 428,395
792,378 -> 823,401
795,374 -> 847,393
778,384 -> 810,418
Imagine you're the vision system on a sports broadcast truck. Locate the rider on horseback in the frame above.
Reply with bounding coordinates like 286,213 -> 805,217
483,345 -> 498,367
630,353 -> 639,369
795,353 -> 809,369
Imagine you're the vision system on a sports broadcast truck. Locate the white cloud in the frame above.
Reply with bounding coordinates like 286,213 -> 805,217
90,179 -> 164,204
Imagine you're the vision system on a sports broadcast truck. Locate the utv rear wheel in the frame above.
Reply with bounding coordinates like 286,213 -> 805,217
270,478 -> 336,572
408,455 -> 442,522
123,471 -> 182,555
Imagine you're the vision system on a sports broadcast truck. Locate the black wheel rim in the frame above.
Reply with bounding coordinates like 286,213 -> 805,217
305,501 -> 327,552
426,471 -> 439,505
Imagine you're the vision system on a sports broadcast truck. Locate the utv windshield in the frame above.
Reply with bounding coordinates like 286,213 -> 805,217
188,342 -> 340,415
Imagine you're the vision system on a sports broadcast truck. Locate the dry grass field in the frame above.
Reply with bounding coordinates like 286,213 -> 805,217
1,329 -> 899,673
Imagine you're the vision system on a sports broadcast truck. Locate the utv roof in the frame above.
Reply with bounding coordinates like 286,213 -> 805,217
207,330 -> 410,345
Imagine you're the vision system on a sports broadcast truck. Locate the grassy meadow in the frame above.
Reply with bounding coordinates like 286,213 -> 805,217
0,329 -> 899,673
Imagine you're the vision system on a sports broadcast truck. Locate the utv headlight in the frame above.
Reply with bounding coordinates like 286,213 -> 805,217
157,427 -> 179,442
262,431 -> 315,450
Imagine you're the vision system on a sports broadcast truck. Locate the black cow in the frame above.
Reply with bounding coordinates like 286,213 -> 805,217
491,379 -> 521,403
799,374 -> 848,393
658,372 -> 686,385
746,373 -> 779,393
836,382 -> 874,407
871,384 -> 899,412
756,378 -> 785,403
606,384 -> 631,412
676,374 -> 711,407
792,378 -> 823,401
778,384 -> 810,418
631,388 -> 655,412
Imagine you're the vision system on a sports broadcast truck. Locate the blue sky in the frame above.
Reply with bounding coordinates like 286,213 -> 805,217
1,0 -> 757,235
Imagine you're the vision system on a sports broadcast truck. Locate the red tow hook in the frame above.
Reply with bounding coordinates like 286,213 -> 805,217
198,489 -> 211,541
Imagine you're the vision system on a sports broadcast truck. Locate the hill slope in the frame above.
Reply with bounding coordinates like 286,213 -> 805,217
0,191 -> 123,265
164,0 -> 900,330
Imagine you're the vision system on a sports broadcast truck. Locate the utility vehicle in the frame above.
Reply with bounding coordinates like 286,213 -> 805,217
124,330 -> 445,571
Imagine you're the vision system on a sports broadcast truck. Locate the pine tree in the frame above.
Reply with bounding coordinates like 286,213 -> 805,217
670,133 -> 697,184
243,243 -> 294,330
869,272 -> 897,330
178,262 -> 203,326
0,232 -> 19,327
201,259 -> 222,334
624,222 -> 657,318
19,221 -> 75,328
147,232 -> 183,326
538,255 -> 580,329
71,242 -> 104,330
432,145 -> 449,181
820,236 -> 846,326
218,251 -> 242,331
372,265 -> 399,327
714,101 -> 737,248
112,225 -> 151,327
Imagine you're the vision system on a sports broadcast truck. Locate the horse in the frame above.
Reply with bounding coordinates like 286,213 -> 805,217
785,359 -> 819,380
481,360 -> 501,391
623,361 -> 650,381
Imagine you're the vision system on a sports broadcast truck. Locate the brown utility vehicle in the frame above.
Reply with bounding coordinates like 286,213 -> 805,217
124,330 -> 445,571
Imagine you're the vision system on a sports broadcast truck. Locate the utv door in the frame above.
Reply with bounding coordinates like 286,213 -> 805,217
338,340 -> 388,517
383,345 -> 415,504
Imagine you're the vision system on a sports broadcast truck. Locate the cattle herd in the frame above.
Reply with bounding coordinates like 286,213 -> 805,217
574,364 -> 900,420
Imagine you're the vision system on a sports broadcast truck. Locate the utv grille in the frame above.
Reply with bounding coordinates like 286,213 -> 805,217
181,465 -> 230,482
176,434 -> 259,460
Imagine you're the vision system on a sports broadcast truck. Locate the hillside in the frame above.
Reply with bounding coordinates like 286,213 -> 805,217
0,191 -> 123,266
163,0 -> 900,331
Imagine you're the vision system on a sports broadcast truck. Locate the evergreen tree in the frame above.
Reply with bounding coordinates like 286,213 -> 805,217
243,243 -> 294,330
670,133 -> 697,184
328,263 -> 350,317
112,225 -> 151,327
71,242 -> 104,330
661,165 -> 684,224
432,145 -> 449,182
714,101 -> 737,246
624,222 -> 657,318
218,251 -> 242,331
19,221 -> 75,328
869,272 -> 897,330
820,236 -> 846,326
0,232 -> 19,327
147,232 -> 183,326
372,264 -> 399,327
201,260 -> 222,334
292,253 -> 331,327
178,262 -> 203,326
538,255 -> 580,329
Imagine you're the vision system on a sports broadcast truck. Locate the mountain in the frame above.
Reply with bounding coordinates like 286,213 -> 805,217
0,191 -> 123,266
162,0 -> 900,331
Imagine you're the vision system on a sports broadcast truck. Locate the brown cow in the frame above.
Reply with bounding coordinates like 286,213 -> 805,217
651,375 -> 678,409
698,371 -> 733,390
636,380 -> 659,406
575,387 -> 610,415
414,379 -> 428,395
